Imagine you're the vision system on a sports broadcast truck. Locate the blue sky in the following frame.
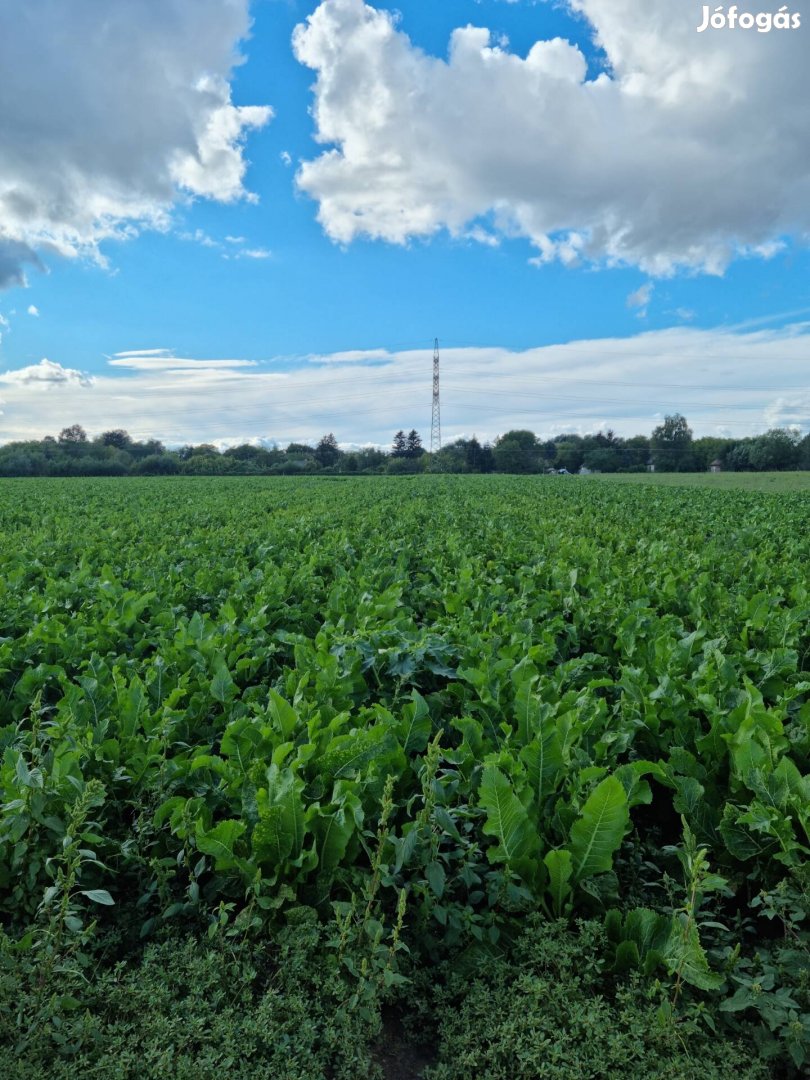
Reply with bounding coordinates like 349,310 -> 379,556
1,0 -> 809,446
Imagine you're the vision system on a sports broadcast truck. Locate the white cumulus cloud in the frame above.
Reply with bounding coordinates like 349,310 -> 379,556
0,358 -> 94,388
0,0 -> 272,289
293,0 -> 810,275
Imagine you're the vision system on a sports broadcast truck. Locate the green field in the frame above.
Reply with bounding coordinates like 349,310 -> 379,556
1,476 -> 808,1078
590,470 -> 810,493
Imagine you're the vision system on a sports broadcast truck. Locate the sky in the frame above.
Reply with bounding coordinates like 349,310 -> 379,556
0,0 -> 809,448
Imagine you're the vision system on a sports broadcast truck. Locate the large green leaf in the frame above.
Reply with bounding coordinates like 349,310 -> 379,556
195,818 -> 245,870
400,691 -> 431,755
719,803 -> 778,861
312,796 -> 359,879
520,726 -> 563,809
267,690 -> 299,739
252,766 -> 305,868
664,916 -> 724,991
569,775 -> 629,882
544,848 -> 573,916
220,717 -> 265,773
317,726 -> 399,782
479,765 -> 538,865
210,658 -> 235,704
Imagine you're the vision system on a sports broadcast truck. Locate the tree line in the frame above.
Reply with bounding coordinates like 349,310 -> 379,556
0,415 -> 808,477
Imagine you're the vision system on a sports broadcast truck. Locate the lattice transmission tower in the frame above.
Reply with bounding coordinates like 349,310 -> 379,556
430,337 -> 441,457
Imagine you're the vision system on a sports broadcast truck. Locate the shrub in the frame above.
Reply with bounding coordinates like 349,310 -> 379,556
0,918 -> 381,1080
420,919 -> 769,1080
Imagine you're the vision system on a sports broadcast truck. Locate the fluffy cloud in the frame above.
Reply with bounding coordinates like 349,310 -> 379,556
0,325 -> 808,445
0,0 -> 271,288
293,0 -> 810,274
27,305 -> 39,317
0,358 -> 94,387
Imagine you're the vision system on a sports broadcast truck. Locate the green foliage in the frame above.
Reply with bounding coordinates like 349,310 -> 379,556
479,765 -> 538,865
569,774 -> 630,881
492,429 -> 541,473
0,922 -> 382,1079
0,474 -> 808,1073
651,412 -> 695,472
421,917 -> 768,1080
719,872 -> 810,1071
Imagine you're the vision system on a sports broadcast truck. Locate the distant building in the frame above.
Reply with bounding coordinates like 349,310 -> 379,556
709,459 -> 723,473
646,457 -> 656,473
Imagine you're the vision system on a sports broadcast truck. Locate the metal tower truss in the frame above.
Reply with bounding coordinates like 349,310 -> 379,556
430,337 -> 441,457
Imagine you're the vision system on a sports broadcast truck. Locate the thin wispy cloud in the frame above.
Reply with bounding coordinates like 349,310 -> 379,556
108,352 -> 257,372
626,283 -> 653,318
237,248 -> 271,260
178,230 -> 271,261
112,348 -> 175,358
306,349 -> 393,365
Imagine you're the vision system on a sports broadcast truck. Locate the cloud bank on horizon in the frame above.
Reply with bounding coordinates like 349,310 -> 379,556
0,0 -> 271,289
294,0 -> 809,274
1,325 -> 808,446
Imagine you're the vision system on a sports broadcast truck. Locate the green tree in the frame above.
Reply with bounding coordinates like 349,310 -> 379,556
493,430 -> 540,473
554,436 -> 585,474
619,434 -> 650,471
137,454 -> 180,475
99,429 -> 132,450
392,430 -> 408,458
181,453 -> 231,475
692,436 -> 731,472
479,442 -> 495,473
314,433 -> 341,468
539,440 -> 558,468
748,428 -> 801,471
58,424 -> 88,444
726,441 -> 753,471
405,430 -> 424,458
433,440 -> 468,472
355,447 -> 387,472
582,444 -> 618,472
464,435 -> 482,471
128,439 -> 166,461
651,414 -> 694,472
386,455 -> 424,474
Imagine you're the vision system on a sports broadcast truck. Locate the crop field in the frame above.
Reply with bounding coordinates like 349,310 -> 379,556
590,471 -> 810,494
1,475 -> 808,1078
